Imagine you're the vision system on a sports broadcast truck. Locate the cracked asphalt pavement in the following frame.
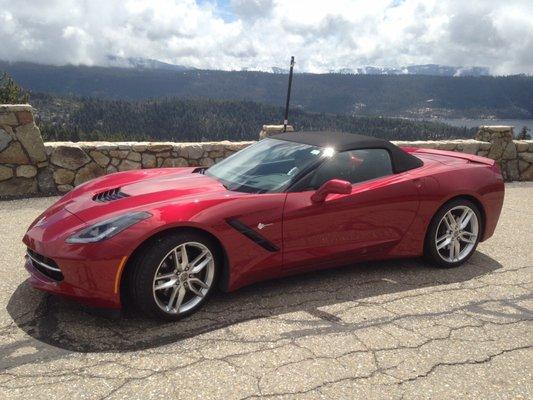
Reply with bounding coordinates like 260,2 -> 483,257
0,183 -> 532,399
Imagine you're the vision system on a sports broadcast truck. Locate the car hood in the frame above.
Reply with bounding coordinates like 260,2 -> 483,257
45,168 -> 235,224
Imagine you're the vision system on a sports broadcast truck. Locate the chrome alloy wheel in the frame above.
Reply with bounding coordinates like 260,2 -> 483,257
435,205 -> 479,263
152,242 -> 215,315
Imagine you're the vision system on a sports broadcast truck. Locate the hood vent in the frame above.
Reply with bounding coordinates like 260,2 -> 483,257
92,188 -> 130,203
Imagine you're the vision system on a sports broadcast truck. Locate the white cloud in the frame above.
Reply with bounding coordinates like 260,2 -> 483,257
0,0 -> 532,74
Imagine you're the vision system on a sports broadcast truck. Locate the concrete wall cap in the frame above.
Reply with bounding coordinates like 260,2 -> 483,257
0,104 -> 33,112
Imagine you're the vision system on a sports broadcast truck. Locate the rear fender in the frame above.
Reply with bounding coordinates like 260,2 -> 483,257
402,147 -> 495,166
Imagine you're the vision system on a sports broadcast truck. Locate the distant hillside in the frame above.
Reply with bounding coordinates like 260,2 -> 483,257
334,64 -> 489,77
2,61 -> 531,119
31,94 -> 475,142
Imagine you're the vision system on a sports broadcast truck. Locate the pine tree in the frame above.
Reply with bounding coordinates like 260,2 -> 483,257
516,126 -> 531,140
0,73 -> 30,103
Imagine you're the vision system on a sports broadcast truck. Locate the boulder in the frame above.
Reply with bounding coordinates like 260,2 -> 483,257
118,159 -> 141,171
0,127 -> 12,152
16,111 -> 33,125
0,112 -> 18,126
127,151 -> 142,162
187,144 -> 204,160
74,162 -> 105,186
16,165 -> 37,178
0,177 -> 38,197
0,141 -> 29,164
501,142 -> 517,160
200,158 -> 215,167
515,141 -> 529,152
476,126 -> 515,162
161,158 -> 188,167
457,141 -> 479,155
15,123 -> 47,162
109,150 -> 129,159
37,168 -> 56,193
505,160 -> 519,181
520,165 -> 533,181
132,143 -> 149,152
50,145 -> 91,170
57,184 -> 73,193
518,160 -> 530,173
90,150 -> 110,168
147,143 -> 173,152
519,152 -> 533,163
0,165 -> 13,181
208,150 -> 225,158
475,126 -> 514,141
142,153 -> 157,168
53,169 -> 75,185
259,124 -> 294,139
487,141 -> 505,160
479,142 -> 492,151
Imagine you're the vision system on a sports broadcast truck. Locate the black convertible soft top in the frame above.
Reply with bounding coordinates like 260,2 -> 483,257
274,131 -> 423,173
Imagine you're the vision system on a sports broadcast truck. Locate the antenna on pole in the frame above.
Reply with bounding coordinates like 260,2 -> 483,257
283,56 -> 295,132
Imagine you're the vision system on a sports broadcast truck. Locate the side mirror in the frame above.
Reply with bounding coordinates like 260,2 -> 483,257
310,179 -> 352,203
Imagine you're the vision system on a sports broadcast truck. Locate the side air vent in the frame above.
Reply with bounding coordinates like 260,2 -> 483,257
226,218 -> 279,252
92,188 -> 130,203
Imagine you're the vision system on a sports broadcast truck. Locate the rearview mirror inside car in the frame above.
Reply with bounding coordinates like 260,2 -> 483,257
310,179 -> 352,203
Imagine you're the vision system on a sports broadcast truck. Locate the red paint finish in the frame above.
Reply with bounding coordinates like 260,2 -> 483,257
283,170 -> 420,271
22,148 -> 505,310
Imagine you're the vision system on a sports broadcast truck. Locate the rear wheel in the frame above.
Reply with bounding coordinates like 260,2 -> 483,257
130,232 -> 219,320
425,199 -> 482,268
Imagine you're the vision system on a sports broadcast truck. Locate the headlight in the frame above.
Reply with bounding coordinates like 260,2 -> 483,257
66,211 -> 152,244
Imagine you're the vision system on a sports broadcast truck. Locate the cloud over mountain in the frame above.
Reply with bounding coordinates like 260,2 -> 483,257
0,0 -> 532,74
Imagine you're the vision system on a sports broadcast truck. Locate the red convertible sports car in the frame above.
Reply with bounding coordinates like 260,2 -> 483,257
23,131 -> 504,320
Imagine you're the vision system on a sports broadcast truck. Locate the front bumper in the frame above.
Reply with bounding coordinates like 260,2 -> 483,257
23,243 -> 125,309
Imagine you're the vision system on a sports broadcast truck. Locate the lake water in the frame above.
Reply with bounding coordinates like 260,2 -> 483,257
438,118 -> 533,135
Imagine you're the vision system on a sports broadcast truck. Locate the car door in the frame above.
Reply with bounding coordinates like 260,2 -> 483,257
282,149 -> 420,271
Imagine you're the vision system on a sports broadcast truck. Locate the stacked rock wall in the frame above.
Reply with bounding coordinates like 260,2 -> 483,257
45,141 -> 253,192
0,105 -> 50,196
1,105 -> 532,198
393,136 -> 533,181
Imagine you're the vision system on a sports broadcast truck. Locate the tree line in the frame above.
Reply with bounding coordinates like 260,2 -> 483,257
2,61 -> 532,118
31,94 -> 475,142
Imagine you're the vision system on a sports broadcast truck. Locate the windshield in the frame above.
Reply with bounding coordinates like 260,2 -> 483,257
205,138 -> 328,193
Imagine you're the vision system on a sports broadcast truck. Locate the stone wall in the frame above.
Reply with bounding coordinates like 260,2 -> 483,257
0,105 -> 50,196
1,105 -> 533,198
45,141 -> 253,193
393,134 -> 533,181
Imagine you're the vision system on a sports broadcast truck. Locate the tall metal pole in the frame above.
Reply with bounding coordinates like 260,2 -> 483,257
283,56 -> 295,132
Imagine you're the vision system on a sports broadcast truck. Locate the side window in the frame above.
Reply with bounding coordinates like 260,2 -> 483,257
310,149 -> 393,188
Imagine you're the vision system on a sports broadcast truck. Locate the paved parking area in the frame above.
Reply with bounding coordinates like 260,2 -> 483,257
0,183 -> 532,399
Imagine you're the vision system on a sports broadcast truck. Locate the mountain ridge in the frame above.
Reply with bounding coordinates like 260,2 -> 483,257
1,61 -> 531,119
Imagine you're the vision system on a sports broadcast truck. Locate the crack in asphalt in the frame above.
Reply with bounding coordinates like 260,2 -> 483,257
0,187 -> 532,399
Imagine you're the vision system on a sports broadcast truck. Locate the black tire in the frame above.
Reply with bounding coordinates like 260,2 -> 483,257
129,231 -> 220,321
424,198 -> 483,268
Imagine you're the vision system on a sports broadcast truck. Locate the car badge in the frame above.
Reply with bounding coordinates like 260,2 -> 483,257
257,222 -> 273,230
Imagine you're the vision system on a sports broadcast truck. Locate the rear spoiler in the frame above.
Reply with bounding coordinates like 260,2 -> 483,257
401,147 -> 495,166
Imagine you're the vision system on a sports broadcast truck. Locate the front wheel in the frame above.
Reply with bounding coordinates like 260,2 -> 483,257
425,199 -> 482,268
130,232 -> 219,320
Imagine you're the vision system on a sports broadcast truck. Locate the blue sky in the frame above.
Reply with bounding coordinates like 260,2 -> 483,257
196,0 -> 236,22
